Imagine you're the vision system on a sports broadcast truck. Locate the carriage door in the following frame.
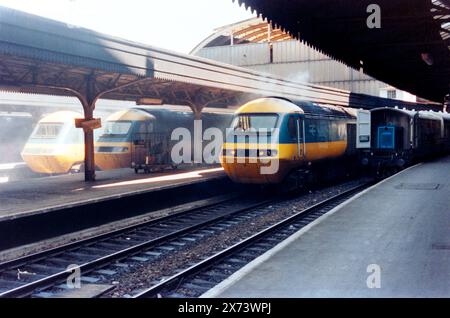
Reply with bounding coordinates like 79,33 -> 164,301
296,115 -> 305,159
288,114 -> 304,160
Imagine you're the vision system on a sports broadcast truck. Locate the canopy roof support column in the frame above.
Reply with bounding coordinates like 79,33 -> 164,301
81,105 -> 96,181
85,75 -> 96,182
74,74 -> 98,182
75,76 -> 150,181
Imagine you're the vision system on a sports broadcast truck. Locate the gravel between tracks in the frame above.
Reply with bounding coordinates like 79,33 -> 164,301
0,194 -> 235,263
102,179 -> 366,298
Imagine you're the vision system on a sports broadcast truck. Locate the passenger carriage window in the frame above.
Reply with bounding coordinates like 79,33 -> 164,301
330,121 -> 340,141
305,120 -> 318,142
317,120 -> 329,142
338,121 -> 347,140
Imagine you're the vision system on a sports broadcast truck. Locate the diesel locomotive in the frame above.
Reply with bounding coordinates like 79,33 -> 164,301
95,106 -> 233,172
220,97 -> 359,184
21,111 -> 103,174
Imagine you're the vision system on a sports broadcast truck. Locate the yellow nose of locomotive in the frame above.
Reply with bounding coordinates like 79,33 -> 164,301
220,143 -> 285,184
21,144 -> 84,174
95,142 -> 132,171
219,97 -> 309,184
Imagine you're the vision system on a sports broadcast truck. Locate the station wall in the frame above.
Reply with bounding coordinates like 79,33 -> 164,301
195,40 -> 390,98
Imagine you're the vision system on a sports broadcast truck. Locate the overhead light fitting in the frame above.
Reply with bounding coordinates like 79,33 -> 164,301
136,98 -> 163,105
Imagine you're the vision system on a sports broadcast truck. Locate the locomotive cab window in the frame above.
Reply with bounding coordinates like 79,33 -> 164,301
104,121 -> 132,136
32,123 -> 64,139
232,114 -> 278,132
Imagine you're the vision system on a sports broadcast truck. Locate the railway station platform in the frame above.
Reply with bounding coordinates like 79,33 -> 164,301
203,156 -> 450,298
0,165 -> 226,221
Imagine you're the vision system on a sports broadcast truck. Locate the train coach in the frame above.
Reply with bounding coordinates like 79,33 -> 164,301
95,106 -> 233,172
220,97 -> 359,184
360,107 -> 450,171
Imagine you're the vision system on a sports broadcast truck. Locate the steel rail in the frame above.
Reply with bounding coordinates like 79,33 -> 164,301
0,195 -> 277,298
133,182 -> 372,298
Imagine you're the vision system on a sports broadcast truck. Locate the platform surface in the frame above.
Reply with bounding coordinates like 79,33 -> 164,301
204,156 -> 450,298
0,165 -> 225,220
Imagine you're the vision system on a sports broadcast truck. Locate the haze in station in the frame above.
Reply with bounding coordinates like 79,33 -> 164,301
0,0 -> 255,54
0,0 -> 254,180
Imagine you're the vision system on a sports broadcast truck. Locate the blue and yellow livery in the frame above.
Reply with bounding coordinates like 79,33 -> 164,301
95,106 -> 233,172
220,97 -> 357,184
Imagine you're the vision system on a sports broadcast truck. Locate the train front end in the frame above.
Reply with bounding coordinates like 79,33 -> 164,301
220,98 -> 305,184
95,109 -> 155,171
21,111 -> 84,174
365,108 -> 417,169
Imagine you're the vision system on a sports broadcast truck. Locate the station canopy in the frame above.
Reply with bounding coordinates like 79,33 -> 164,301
235,0 -> 450,103
0,5 -> 383,114
0,5 -> 441,115
191,17 -> 293,54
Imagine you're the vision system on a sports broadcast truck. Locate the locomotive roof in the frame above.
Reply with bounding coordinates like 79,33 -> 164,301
136,105 -> 234,114
237,97 -> 356,119
371,107 -> 445,121
40,110 -> 82,122
106,108 -> 156,121
237,98 -> 303,114
292,100 -> 356,119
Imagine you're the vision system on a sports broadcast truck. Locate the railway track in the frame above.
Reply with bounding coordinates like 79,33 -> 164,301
0,179 -> 372,298
133,182 -> 371,298
0,194 -> 279,298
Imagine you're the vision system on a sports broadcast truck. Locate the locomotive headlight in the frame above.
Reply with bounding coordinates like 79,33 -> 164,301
223,149 -> 236,156
259,149 -> 277,157
268,149 -> 277,157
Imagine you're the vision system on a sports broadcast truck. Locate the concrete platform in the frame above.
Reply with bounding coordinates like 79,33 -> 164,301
203,156 -> 450,298
0,165 -> 225,220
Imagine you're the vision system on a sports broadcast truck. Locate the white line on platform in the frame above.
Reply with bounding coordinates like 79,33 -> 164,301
91,167 -> 224,189
201,163 -> 421,298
